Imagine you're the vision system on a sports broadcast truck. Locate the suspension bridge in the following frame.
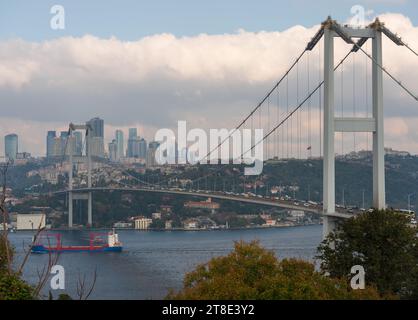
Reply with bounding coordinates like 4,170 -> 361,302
50,17 -> 418,239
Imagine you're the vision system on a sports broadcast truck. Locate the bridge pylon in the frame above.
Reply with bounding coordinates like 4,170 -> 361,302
67,123 -> 93,228
322,18 -> 387,238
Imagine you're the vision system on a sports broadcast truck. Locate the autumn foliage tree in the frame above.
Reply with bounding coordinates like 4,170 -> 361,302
168,241 -> 385,300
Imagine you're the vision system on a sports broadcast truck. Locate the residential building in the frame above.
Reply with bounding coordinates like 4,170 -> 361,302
184,198 -> 220,211
165,220 -> 173,230
184,219 -> 199,230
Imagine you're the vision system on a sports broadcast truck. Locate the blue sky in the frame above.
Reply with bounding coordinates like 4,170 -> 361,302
0,0 -> 417,41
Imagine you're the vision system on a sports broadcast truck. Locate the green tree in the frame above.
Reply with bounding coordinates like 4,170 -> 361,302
0,273 -> 34,300
168,241 -> 385,300
317,209 -> 418,299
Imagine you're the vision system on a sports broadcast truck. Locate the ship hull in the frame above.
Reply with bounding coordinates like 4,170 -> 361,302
31,245 -> 123,254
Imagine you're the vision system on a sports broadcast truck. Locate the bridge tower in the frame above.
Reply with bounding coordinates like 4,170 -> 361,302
322,18 -> 386,238
67,123 -> 93,228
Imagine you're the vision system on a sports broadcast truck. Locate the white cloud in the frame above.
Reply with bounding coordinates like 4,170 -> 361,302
0,13 -> 417,156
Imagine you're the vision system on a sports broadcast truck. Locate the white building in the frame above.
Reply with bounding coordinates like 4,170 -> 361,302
16,213 -> 46,231
184,219 -> 199,230
152,212 -> 162,220
289,210 -> 305,218
113,221 -> 133,228
134,217 -> 152,230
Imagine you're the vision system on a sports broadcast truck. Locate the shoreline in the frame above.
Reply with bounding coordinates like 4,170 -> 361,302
12,223 -> 321,233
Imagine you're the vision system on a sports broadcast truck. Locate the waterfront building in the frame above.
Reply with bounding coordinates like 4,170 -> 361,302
113,221 -> 133,228
183,219 -> 199,230
152,212 -> 162,220
16,213 -> 46,231
134,217 -> 153,230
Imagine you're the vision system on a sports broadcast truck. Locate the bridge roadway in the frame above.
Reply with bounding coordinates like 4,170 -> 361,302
51,187 -> 354,219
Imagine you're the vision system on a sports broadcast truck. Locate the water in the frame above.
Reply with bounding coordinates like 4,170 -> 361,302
8,225 -> 322,300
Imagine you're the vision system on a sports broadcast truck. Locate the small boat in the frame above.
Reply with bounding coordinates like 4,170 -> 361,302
31,229 -> 123,254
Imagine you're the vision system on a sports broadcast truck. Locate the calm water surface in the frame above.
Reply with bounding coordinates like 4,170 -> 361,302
9,225 -> 322,299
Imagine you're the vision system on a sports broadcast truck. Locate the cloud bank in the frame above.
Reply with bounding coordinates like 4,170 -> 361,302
0,13 -> 417,156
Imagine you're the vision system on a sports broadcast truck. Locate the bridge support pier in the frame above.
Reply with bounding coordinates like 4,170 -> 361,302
88,192 -> 92,226
372,29 -> 386,210
67,122 -> 93,228
322,20 -> 386,239
68,191 -> 73,228
323,27 -> 336,239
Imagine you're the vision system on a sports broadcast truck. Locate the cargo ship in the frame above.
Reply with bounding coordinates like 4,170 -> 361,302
31,229 -> 123,254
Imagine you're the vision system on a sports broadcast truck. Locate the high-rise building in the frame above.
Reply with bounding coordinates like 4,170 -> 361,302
4,134 -> 18,161
52,137 -> 62,157
128,128 -> 137,139
127,137 -> 138,158
86,117 -> 104,158
138,138 -> 147,159
60,131 -> 69,155
87,117 -> 104,138
115,130 -> 124,159
146,141 -> 161,167
127,128 -> 139,158
74,132 -> 83,156
88,136 -> 105,158
108,140 -> 118,162
46,131 -> 56,158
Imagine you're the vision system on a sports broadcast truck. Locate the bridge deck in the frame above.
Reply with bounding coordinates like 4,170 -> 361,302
51,187 -> 354,219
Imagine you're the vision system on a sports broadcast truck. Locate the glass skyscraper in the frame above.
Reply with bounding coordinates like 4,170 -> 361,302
86,117 -> 105,158
46,131 -> 56,158
5,134 -> 18,161
129,128 -> 138,139
60,131 -> 69,155
139,138 -> 147,159
74,131 -> 83,155
127,128 -> 138,158
88,117 -> 104,138
115,130 -> 124,159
